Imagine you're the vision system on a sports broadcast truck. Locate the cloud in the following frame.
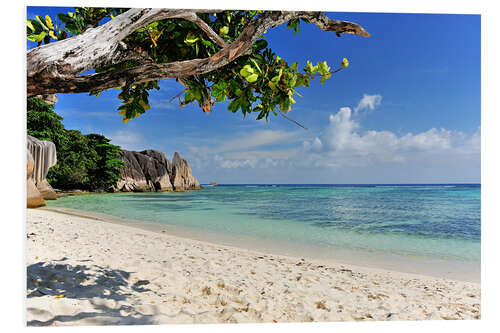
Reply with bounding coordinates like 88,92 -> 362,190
150,101 -> 181,111
304,98 -> 480,168
107,130 -> 146,151
186,94 -> 479,183
193,129 -> 302,155
354,94 -> 382,115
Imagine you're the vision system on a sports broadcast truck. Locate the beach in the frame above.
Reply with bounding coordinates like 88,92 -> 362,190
26,208 -> 481,325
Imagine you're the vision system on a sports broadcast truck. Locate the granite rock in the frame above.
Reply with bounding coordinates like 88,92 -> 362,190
113,150 -> 200,192
170,152 -> 201,192
27,135 -> 57,204
27,150 -> 45,208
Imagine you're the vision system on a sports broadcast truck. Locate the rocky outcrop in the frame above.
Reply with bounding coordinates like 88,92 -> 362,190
113,150 -> 200,193
170,152 -> 201,192
27,150 -> 45,208
27,135 -> 57,207
113,150 -> 173,192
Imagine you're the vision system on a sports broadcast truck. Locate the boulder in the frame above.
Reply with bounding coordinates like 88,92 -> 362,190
113,149 -> 173,192
26,150 -> 45,208
113,149 -> 200,192
170,152 -> 201,192
139,150 -> 173,191
27,135 -> 57,204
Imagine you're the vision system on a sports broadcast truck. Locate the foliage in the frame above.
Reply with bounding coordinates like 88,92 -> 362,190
27,8 -> 351,122
27,98 -> 126,190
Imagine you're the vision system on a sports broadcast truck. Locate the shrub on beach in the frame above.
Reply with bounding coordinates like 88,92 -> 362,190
27,97 -> 125,190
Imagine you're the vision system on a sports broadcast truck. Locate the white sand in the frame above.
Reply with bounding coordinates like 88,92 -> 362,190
26,209 -> 481,326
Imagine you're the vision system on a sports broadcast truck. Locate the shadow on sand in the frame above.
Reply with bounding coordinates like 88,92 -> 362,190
27,259 -> 156,326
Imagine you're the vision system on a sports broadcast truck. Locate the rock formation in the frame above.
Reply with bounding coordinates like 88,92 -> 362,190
113,150 -> 173,192
112,150 -> 200,192
27,135 -> 57,207
27,150 -> 45,208
170,152 -> 202,192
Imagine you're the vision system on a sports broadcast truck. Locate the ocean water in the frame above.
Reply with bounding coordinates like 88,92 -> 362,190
47,184 -> 481,266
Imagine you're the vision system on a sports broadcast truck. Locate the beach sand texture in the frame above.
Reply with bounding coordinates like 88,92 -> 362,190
26,209 -> 481,326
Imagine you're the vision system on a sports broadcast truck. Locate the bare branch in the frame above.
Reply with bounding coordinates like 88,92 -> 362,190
280,111 -> 308,130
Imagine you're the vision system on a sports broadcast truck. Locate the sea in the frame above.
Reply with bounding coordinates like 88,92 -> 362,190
46,184 -> 481,281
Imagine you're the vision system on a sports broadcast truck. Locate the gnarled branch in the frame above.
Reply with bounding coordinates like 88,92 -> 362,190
27,9 -> 369,97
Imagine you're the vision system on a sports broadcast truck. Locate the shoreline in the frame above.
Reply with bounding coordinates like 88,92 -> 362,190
26,208 -> 480,325
41,206 -> 480,283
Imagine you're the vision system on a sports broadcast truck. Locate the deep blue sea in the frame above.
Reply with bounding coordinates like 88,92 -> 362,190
47,184 -> 481,265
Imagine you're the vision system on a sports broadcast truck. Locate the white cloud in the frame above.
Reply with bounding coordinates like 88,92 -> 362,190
108,130 -> 146,151
193,129 -> 302,155
304,98 -> 480,168
186,94 -> 480,183
354,94 -> 382,115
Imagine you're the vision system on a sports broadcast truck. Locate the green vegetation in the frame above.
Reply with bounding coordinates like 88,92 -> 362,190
27,97 -> 125,190
27,8 -> 351,122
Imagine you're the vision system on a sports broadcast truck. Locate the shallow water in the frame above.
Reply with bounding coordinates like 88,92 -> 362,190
47,184 -> 481,267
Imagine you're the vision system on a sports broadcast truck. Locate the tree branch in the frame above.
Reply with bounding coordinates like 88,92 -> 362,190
182,13 -> 229,48
27,10 -> 369,97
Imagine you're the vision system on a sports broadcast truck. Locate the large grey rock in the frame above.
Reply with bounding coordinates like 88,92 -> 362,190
113,149 -> 173,192
139,150 -> 173,191
113,150 -> 200,192
27,135 -> 57,202
170,152 -> 201,192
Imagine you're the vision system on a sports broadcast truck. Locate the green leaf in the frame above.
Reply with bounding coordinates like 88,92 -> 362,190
246,73 -> 259,82
253,39 -> 268,51
228,99 -> 239,112
219,26 -> 229,36
57,13 -> 72,23
27,34 -> 39,42
250,59 -> 262,73
184,91 -> 194,102
27,20 -> 35,32
165,23 -> 176,32
201,40 -> 212,47
139,99 -> 150,111
45,15 -> 54,30
256,110 -> 266,120
268,81 -> 277,92
49,30 -> 57,40
239,65 -> 254,77
184,32 -> 199,45
33,31 -> 47,42
36,16 -> 48,30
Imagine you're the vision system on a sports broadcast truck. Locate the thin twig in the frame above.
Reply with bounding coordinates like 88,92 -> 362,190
169,90 -> 185,103
280,111 -> 308,130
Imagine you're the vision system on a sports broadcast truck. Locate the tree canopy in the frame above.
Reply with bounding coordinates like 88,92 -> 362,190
27,97 -> 126,190
27,8 -> 369,122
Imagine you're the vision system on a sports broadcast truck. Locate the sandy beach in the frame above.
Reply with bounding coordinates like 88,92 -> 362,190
26,209 -> 481,326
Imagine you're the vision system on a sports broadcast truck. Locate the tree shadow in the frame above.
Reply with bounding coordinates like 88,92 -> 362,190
27,259 -> 155,326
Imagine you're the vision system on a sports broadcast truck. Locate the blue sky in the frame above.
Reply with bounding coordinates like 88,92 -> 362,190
27,7 -> 481,184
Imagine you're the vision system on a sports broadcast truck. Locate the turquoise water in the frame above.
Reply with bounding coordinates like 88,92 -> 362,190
47,184 -> 481,263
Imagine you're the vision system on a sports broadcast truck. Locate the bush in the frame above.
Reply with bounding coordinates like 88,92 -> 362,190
27,97 -> 126,190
